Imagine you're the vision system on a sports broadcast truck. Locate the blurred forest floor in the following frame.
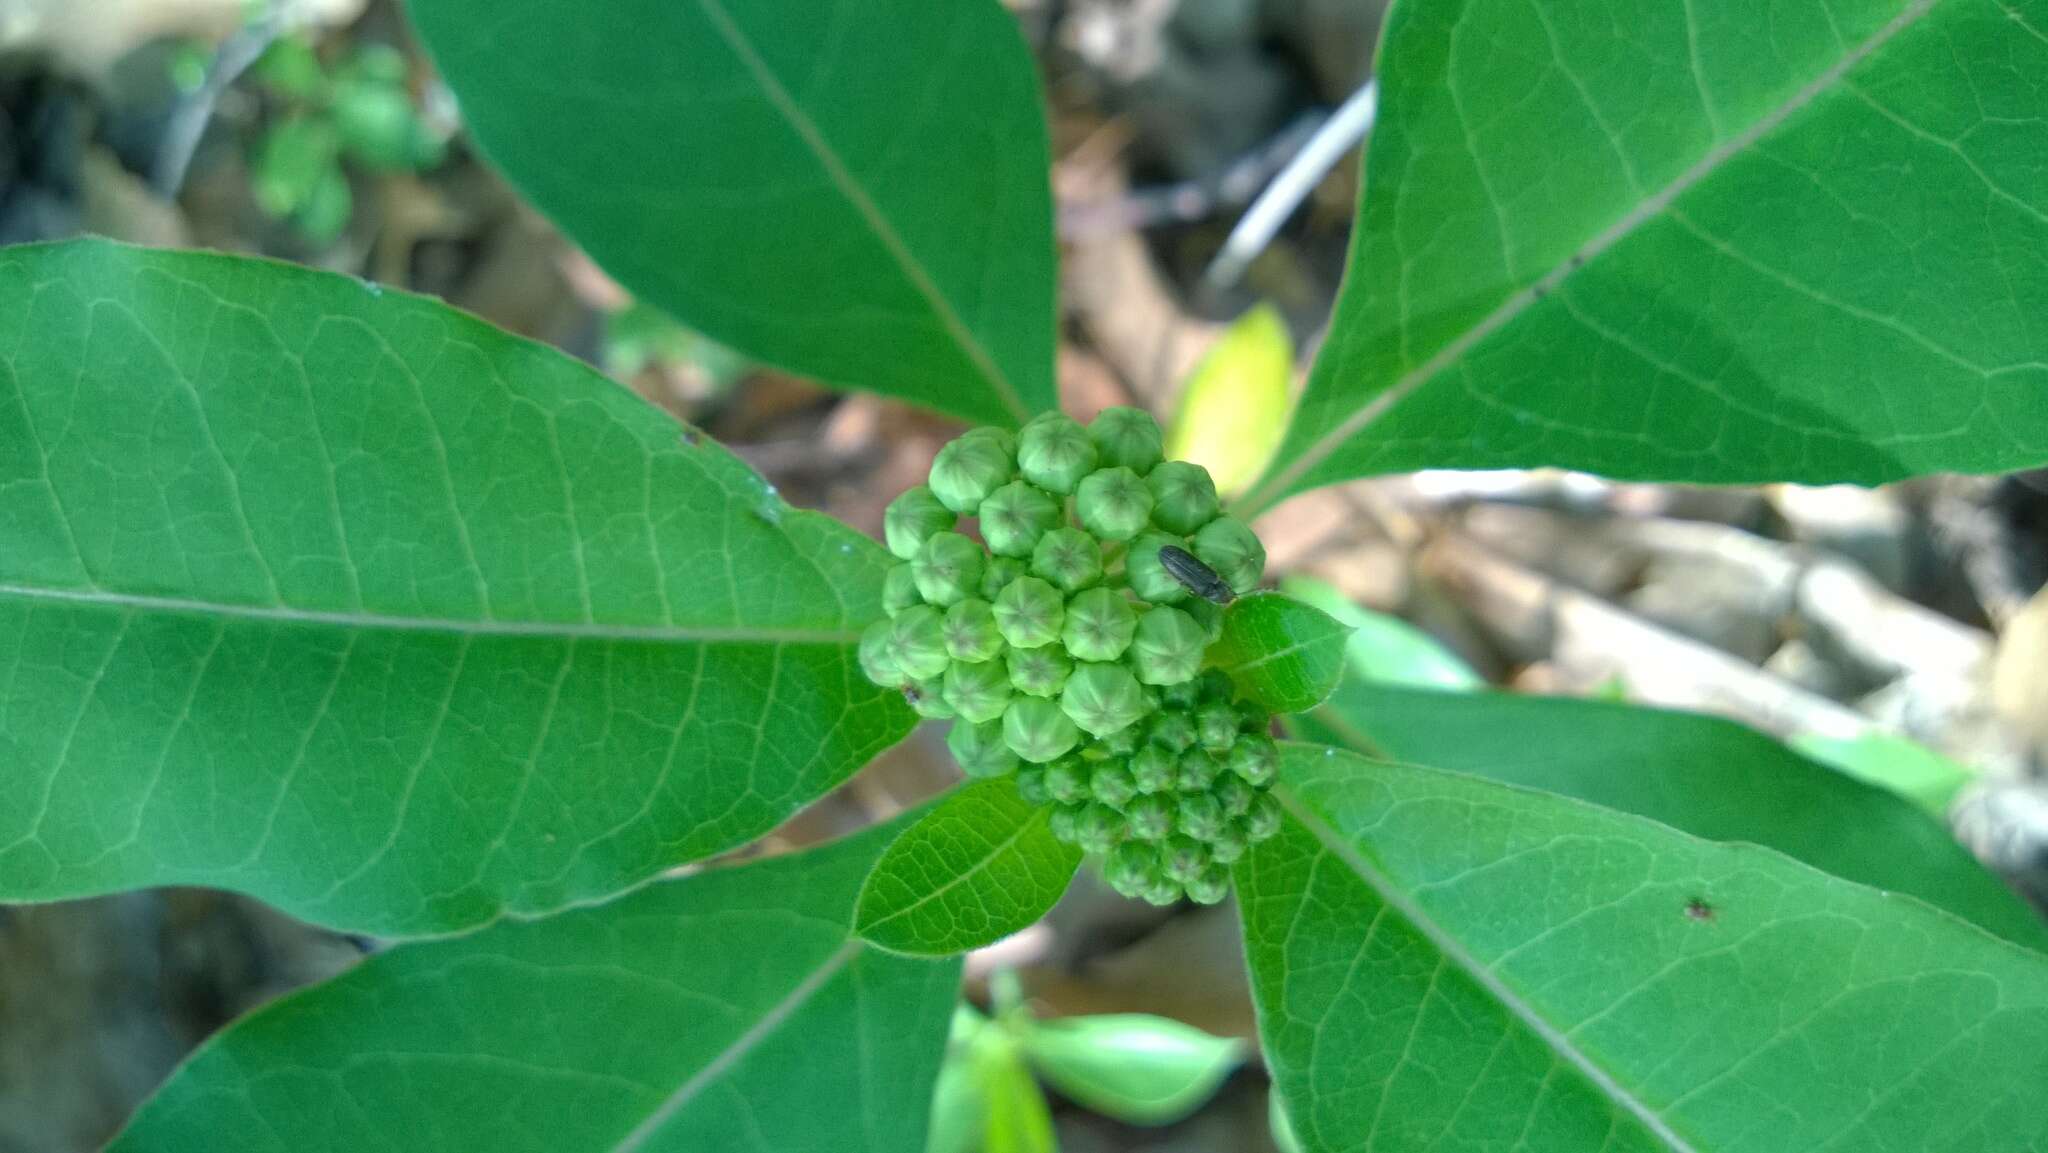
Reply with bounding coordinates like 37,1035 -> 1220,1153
3,1 -> 2046,1150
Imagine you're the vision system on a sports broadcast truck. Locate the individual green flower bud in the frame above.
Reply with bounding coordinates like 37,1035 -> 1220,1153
1140,874 -> 1184,907
1075,803 -> 1124,855
1196,702 -> 1241,753
1207,823 -> 1248,865
1125,533 -> 1190,604
961,425 -> 1017,455
929,433 -> 1015,513
1007,644 -> 1072,698
1130,743 -> 1178,793
943,658 -> 1012,724
1043,758 -> 1090,805
1125,794 -> 1175,841
942,599 -> 1004,663
1017,413 -> 1098,494
1149,707 -> 1198,748
1212,774 -> 1255,817
1031,527 -> 1102,593
977,480 -> 1061,558
890,604 -> 951,680
883,563 -> 922,616
1175,747 -> 1222,792
1184,864 -> 1231,906
913,532 -> 987,608
1003,696 -> 1082,764
980,556 -> 1025,600
1176,792 -> 1226,841
883,485 -> 956,559
1160,836 -> 1209,885
1104,841 -> 1157,899
1191,516 -> 1265,595
1094,722 -> 1144,758
1237,701 -> 1272,733
1014,764 -> 1050,806
949,718 -> 1019,779
1089,761 -> 1138,809
1048,802 -> 1085,844
1061,661 -> 1150,738
1145,461 -> 1221,535
1089,406 -> 1164,473
904,676 -> 955,719
1130,606 -> 1206,686
1062,587 -> 1138,662
1244,791 -> 1283,842
1198,669 -> 1235,702
1226,733 -> 1279,786
1075,466 -> 1155,542
859,620 -> 901,687
993,575 -> 1064,649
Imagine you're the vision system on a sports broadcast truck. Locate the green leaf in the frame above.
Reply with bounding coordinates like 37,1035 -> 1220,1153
1165,303 -> 1295,497
1208,592 -> 1351,714
858,779 -> 1080,956
928,1007 -> 991,1153
1793,730 -> 1975,816
1241,745 -> 2048,1153
978,1033 -> 1058,1153
408,0 -> 1056,427
0,239 -> 911,937
1294,686 -> 2047,950
1279,576 -> 1483,691
1240,0 -> 2048,513
108,818 -> 962,1153
1023,1013 -> 1243,1126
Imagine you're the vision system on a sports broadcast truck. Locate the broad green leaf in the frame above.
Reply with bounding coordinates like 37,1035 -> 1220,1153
1279,576 -> 1484,691
1165,304 -> 1295,496
858,779 -> 1080,956
1241,745 -> 2048,1153
0,240 -> 911,937
408,0 -> 1056,426
1794,730 -> 1975,816
1294,686 -> 2047,950
108,818 -> 962,1153
1240,0 -> 2048,513
1023,1013 -> 1243,1126
1209,593 -> 1351,714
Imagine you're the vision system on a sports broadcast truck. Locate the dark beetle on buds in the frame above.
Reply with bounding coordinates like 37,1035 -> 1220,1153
1157,545 -> 1235,605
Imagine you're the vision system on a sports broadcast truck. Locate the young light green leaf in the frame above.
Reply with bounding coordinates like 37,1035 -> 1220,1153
1241,745 -> 2048,1153
858,779 -> 1081,956
108,818 -> 962,1153
1208,593 -> 1351,714
1240,0 -> 2048,513
1165,303 -> 1294,497
1023,1013 -> 1244,1126
1793,730 -> 1975,816
0,239 -> 911,937
408,0 -> 1056,427
978,1033 -> 1058,1153
1279,576 -> 1483,691
928,1007 -> 992,1153
1294,686 -> 2046,950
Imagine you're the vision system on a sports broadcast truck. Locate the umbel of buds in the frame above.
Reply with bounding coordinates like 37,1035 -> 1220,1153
861,407 -> 1276,906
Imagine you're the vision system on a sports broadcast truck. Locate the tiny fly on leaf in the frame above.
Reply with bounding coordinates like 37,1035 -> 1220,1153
1158,545 -> 1235,604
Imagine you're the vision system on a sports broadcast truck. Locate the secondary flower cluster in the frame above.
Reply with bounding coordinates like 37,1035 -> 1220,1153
857,407 -> 1277,905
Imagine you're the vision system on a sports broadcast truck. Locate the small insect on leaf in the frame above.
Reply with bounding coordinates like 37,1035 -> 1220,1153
1158,545 -> 1235,605
1684,898 -> 1716,922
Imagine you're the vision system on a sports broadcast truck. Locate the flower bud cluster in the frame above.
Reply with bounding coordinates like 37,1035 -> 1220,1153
859,408 -> 1276,905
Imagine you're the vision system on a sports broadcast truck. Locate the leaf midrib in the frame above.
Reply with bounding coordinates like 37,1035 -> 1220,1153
610,938 -> 862,1153
0,582 -> 863,645
1273,784 -> 1702,1153
1236,0 -> 1944,516
692,0 -> 1032,425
